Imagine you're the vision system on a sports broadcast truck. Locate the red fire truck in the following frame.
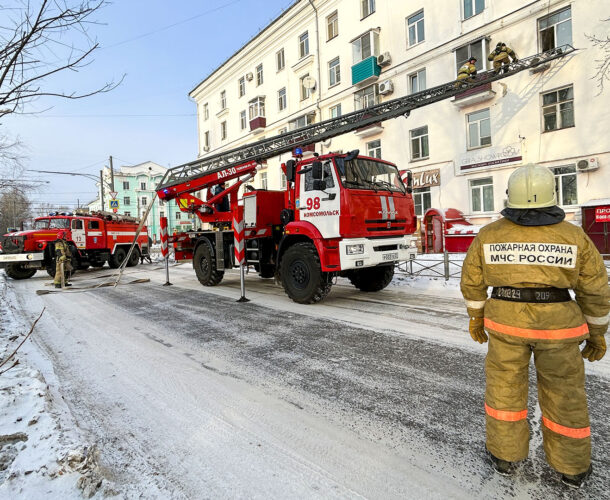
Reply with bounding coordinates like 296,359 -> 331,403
0,211 -> 149,279
158,151 -> 418,303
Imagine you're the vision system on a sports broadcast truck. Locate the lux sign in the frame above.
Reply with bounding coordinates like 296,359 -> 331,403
412,169 -> 440,188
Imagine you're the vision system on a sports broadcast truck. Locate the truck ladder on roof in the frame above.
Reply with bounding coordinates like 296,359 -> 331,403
158,45 -> 575,192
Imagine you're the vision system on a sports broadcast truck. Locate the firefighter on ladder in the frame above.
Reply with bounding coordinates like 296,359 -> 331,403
456,57 -> 478,87
53,231 -> 73,288
488,42 -> 518,74
460,164 -> 609,488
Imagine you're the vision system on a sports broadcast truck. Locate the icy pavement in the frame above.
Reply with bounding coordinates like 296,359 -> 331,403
0,263 -> 608,498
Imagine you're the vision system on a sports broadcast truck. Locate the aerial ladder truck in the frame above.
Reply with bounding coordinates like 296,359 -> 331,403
155,45 -> 574,304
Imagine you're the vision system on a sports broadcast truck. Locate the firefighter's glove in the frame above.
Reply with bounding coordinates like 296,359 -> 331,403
469,317 -> 488,344
59,255 -> 67,262
581,335 -> 606,362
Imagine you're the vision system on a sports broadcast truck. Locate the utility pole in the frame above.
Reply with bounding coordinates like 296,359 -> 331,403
109,155 -> 115,192
100,169 -> 105,210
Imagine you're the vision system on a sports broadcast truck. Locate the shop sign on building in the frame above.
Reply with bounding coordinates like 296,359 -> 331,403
457,143 -> 522,173
595,206 -> 610,222
412,168 -> 441,188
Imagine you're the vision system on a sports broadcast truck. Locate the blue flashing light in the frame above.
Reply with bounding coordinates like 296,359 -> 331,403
294,147 -> 303,156
163,189 -> 170,194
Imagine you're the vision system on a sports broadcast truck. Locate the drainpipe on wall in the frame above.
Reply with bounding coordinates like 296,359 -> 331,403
308,0 -> 323,153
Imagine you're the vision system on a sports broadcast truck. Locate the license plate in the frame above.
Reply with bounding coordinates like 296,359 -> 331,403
382,252 -> 399,261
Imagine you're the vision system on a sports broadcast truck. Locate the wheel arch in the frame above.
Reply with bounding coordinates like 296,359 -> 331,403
278,222 -> 325,265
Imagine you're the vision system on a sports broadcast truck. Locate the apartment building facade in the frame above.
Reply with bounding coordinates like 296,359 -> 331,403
190,0 -> 609,226
88,161 -> 195,240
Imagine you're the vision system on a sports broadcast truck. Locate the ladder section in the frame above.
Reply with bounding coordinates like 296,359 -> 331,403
157,45 -> 574,192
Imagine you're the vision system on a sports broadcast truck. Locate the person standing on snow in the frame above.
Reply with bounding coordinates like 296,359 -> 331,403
53,230 -> 73,288
460,164 -> 609,488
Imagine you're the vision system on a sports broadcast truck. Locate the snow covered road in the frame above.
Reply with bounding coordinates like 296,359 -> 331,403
2,264 -> 609,498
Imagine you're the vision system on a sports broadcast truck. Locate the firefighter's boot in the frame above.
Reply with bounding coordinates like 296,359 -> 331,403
561,464 -> 592,489
488,451 -> 515,476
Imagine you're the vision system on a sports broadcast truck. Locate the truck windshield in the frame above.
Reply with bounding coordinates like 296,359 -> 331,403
334,157 -> 406,193
49,219 -> 70,229
34,219 -> 49,229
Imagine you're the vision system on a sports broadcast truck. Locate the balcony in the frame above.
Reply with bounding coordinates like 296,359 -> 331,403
351,56 -> 381,86
249,116 -> 266,132
452,79 -> 495,108
354,121 -> 383,138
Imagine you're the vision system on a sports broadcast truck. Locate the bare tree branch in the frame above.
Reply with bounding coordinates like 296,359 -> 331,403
0,0 -> 123,115
586,18 -> 610,95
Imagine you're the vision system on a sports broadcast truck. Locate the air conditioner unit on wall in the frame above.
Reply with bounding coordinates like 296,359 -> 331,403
377,52 -> 392,66
577,157 -> 599,172
245,72 -> 254,81
378,80 -> 394,95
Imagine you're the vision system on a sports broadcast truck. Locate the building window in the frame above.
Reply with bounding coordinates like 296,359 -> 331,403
367,139 -> 381,159
327,11 -> 338,40
220,90 -> 227,109
203,103 -> 209,120
260,171 -> 268,190
330,104 -> 342,118
204,131 -> 210,150
124,196 -> 130,205
410,126 -> 429,160
124,212 -> 131,217
276,48 -> 285,71
159,211 -> 164,219
278,88 -> 287,111
413,187 -> 431,217
470,177 -> 493,213
256,64 -> 263,86
300,74 -> 311,100
553,165 -> 577,206
538,6 -> 571,51
361,0 -> 375,19
299,32 -> 309,58
354,84 -> 379,110
328,57 -> 341,87
463,0 -> 484,20
352,30 -> 379,63
456,39 -> 487,72
122,181 -> 129,189
541,85 -> 574,132
240,110 -> 247,130
221,121 -> 227,140
141,196 -> 147,207
467,108 -> 491,149
238,77 -> 245,97
289,113 -> 315,130
140,182 -> 146,190
248,96 -> 265,119
409,68 -> 426,94
176,212 -> 181,220
407,10 -> 424,47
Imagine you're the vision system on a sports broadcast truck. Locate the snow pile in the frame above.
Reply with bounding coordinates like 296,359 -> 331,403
0,276 -> 105,498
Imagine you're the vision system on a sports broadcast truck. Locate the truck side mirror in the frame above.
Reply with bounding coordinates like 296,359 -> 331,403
311,161 -> 323,180
285,160 -> 296,182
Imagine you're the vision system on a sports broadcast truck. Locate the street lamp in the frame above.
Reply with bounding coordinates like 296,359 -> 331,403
29,169 -> 113,209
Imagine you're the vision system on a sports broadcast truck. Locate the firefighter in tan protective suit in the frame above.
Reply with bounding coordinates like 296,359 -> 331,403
456,57 -> 478,87
53,231 -> 73,288
488,42 -> 518,74
460,164 -> 609,489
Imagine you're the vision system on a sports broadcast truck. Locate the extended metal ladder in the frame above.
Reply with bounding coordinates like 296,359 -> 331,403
157,45 -> 575,191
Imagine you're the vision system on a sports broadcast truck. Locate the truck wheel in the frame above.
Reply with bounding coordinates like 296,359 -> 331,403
127,247 -> 140,267
193,242 -> 224,286
108,247 -> 127,269
5,264 -> 36,280
347,265 -> 394,292
280,242 -> 332,304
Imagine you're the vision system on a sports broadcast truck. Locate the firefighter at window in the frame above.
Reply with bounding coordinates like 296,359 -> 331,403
53,230 -> 73,288
456,57 -> 478,86
460,164 -> 609,489
213,181 -> 230,212
488,42 -> 518,74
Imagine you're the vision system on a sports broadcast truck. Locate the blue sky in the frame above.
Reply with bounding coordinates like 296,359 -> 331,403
7,0 -> 294,210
